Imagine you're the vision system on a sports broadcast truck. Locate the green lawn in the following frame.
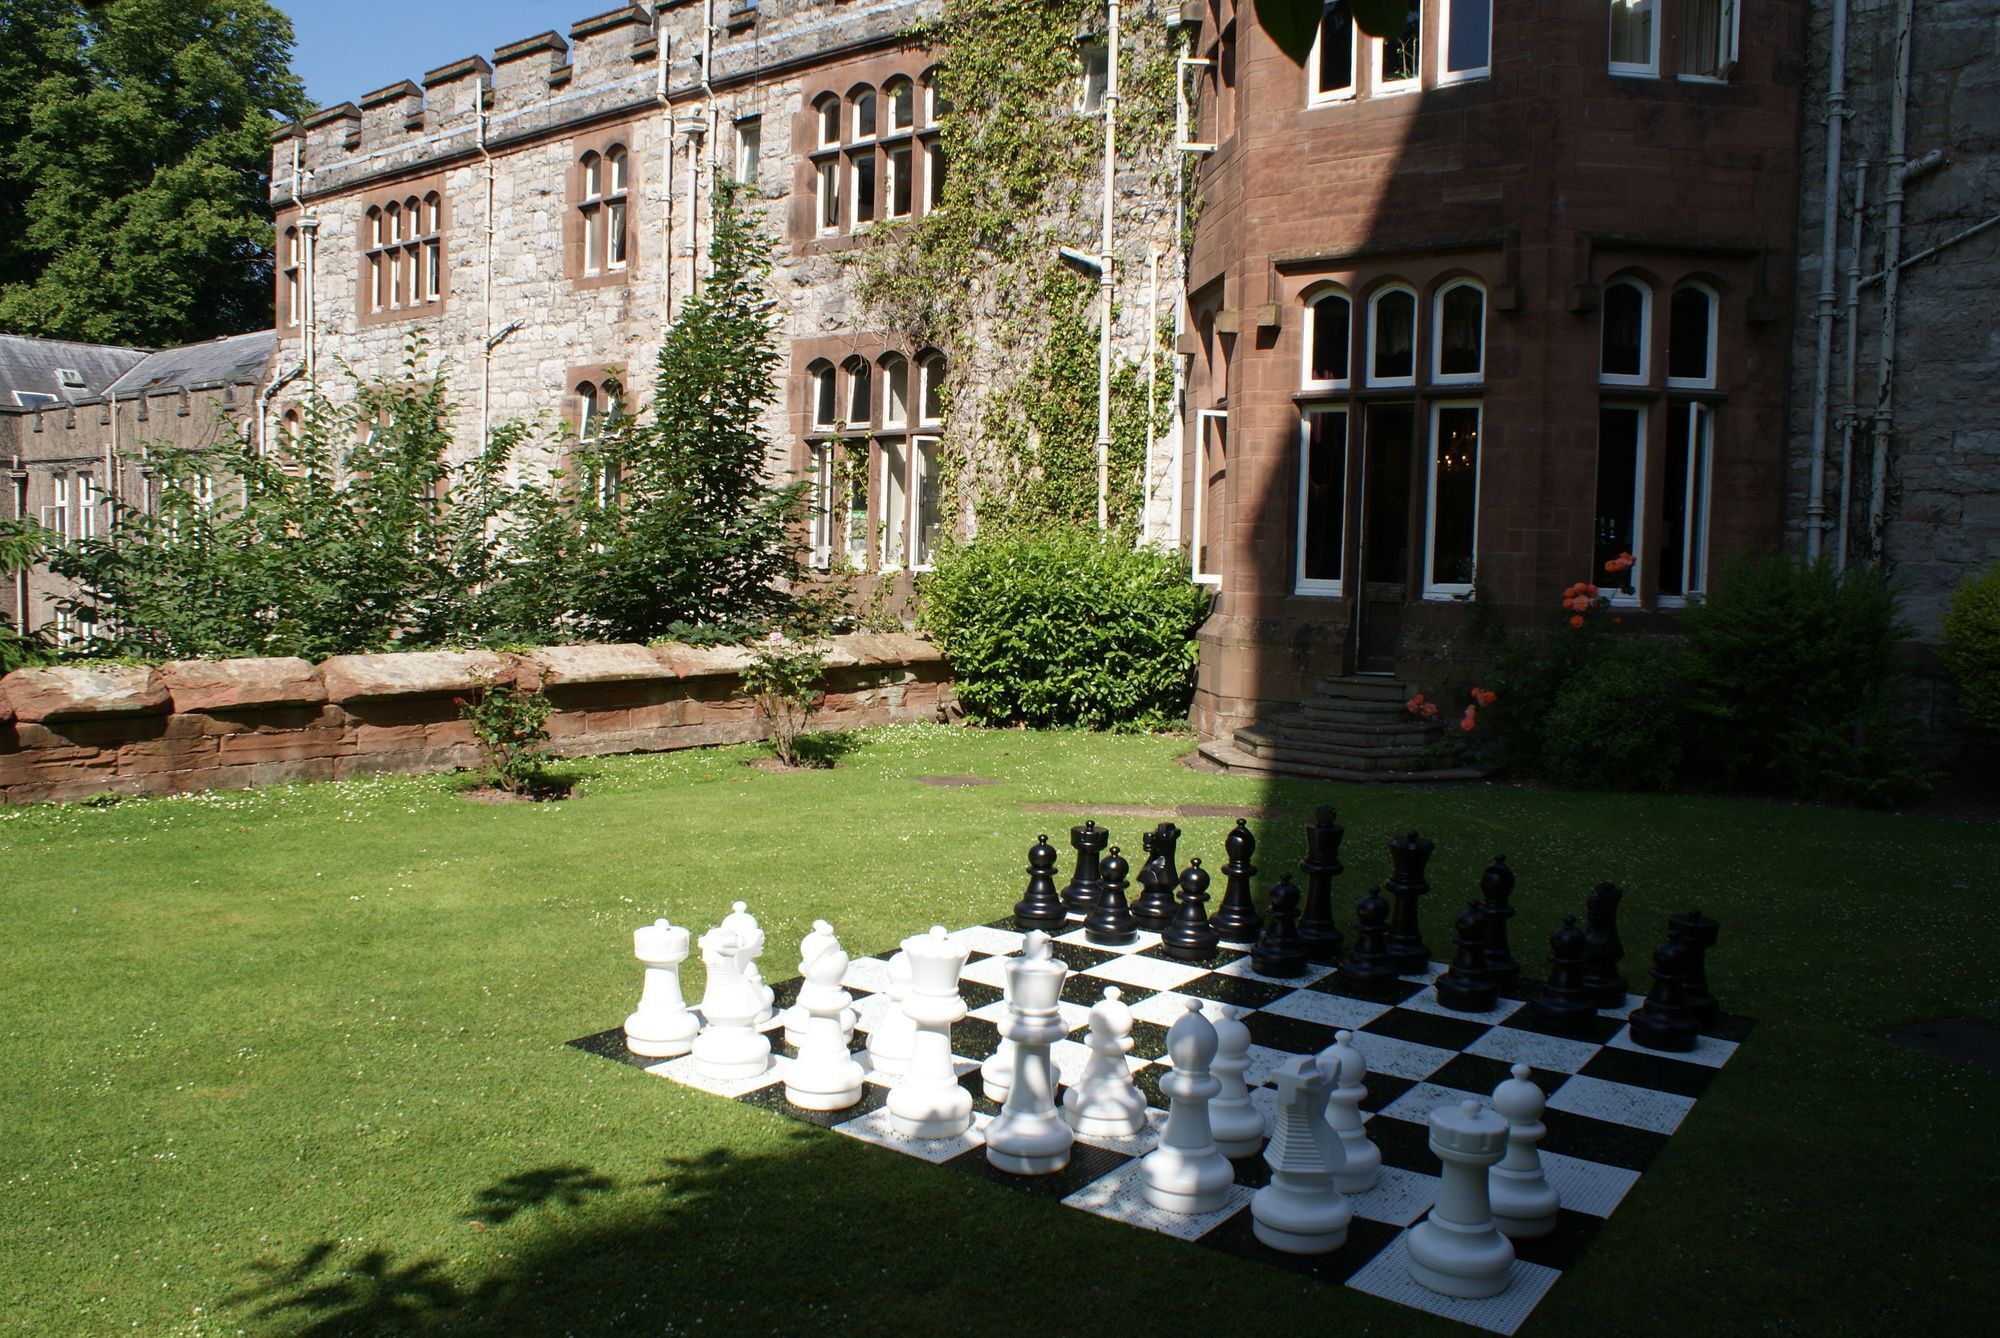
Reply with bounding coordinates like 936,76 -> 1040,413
2,724 -> 1994,1336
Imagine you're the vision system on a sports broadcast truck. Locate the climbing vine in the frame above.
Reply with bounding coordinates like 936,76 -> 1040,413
854,0 -> 1184,536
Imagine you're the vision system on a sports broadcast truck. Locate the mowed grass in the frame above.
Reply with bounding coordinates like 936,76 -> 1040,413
1,724 -> 1995,1336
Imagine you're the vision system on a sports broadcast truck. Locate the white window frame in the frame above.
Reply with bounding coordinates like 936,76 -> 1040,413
1597,401 -> 1649,605
734,115 -> 761,185
1294,404 -> 1349,597
1422,400 -> 1483,599
1608,0 -> 1660,79
1375,6 -> 1423,97
809,442 -> 836,570
1600,279 -> 1653,386
1192,409 -> 1227,586
1431,279 -> 1486,385
918,354 -> 946,426
850,151 -> 877,230
1079,40 -> 1110,113
1439,0 -> 1493,85
885,77 -> 916,132
1308,4 -> 1357,105
924,140 -> 947,212
885,141 -> 913,220
14,391 -> 58,408
1666,282 -> 1719,390
809,363 -> 837,430
816,158 -> 841,235
851,90 -> 878,144
1301,289 -> 1353,391
47,472 -> 70,541
911,434 -> 941,571
1366,284 -> 1419,389
880,435 -> 909,571
882,355 -> 910,428
1678,0 -> 1739,83
844,358 -> 872,428
816,97 -> 841,149
77,472 -> 98,542
1658,402 -> 1714,605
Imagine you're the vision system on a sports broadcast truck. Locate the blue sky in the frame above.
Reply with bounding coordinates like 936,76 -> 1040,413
275,1 -> 583,106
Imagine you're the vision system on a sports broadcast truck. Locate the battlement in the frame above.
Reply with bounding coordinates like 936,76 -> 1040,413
270,0 -> 938,203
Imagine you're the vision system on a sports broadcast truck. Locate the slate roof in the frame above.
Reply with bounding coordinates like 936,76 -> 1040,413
104,331 -> 277,397
0,334 -> 148,408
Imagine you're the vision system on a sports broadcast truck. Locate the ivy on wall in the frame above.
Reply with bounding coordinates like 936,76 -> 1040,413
854,0 -> 1183,535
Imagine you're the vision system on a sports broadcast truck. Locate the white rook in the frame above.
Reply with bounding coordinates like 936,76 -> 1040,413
623,918 -> 701,1059
1407,1098 -> 1515,1299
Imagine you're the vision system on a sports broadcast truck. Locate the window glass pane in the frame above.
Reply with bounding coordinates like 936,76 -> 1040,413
1595,406 -> 1644,587
853,153 -> 876,223
819,99 -> 840,146
884,358 -> 909,424
583,154 -> 601,199
607,201 -> 627,266
1316,3 -> 1353,95
1660,403 -> 1712,595
854,92 -> 877,139
914,437 -> 940,566
578,384 -> 598,440
926,143 -> 947,209
1372,290 -> 1415,381
1610,0 -> 1654,66
1447,0 -> 1491,73
1668,286 -> 1713,382
608,149 -> 627,194
1302,409 -> 1348,583
1081,43 -> 1109,111
1363,405 -> 1411,583
1681,0 -> 1731,76
847,361 -> 871,424
1602,283 -> 1645,378
811,445 -> 834,568
889,81 -> 914,130
1430,406 -> 1481,587
1437,284 -> 1484,377
1310,295 -> 1350,383
736,118 -> 761,182
881,437 -> 907,566
845,455 -> 869,566
921,358 -> 945,421
1381,5 -> 1421,83
888,144 -> 913,217
425,239 -> 440,298
584,204 -> 601,272
818,160 -> 840,229
813,368 -> 835,427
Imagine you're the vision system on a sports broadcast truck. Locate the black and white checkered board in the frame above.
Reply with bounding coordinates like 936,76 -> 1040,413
572,913 -> 1752,1335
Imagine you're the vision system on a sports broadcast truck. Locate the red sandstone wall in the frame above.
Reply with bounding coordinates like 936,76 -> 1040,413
0,635 -> 955,805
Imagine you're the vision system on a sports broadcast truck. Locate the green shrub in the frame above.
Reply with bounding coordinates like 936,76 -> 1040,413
456,675 -> 554,795
1540,643 -> 1682,791
917,527 -> 1208,729
741,631 -> 829,767
1679,555 -> 1927,805
1941,565 -> 2000,734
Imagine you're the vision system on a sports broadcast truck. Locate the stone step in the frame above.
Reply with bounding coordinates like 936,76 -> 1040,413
1311,675 -> 1413,703
1234,727 -> 1443,772
1246,716 -> 1442,750
1298,697 -> 1422,726
1196,738 -> 1487,785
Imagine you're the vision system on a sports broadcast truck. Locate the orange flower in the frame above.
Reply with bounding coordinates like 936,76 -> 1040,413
1406,694 -> 1427,714
1472,687 -> 1497,706
1612,615 -> 1623,625
1421,702 -> 1439,719
1569,614 -> 1585,629
1460,706 -> 1478,732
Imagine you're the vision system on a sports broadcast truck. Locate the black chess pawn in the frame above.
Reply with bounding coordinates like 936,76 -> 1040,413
1297,806 -> 1346,961
1061,821 -> 1109,914
1336,886 -> 1400,994
1085,847 -> 1140,946
1013,833 -> 1067,933
1250,873 -> 1309,977
1131,829 -> 1179,930
1382,830 -> 1437,974
1579,882 -> 1628,1009
1434,902 -> 1499,1012
1627,940 -> 1700,1052
1479,854 -> 1520,991
1210,818 -> 1264,943
1162,859 -> 1220,961
1667,908 -> 1720,1026
1531,916 -> 1598,1033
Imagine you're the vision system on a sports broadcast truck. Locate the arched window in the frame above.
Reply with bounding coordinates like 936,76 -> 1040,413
1432,280 -> 1485,383
881,354 -> 910,427
580,147 -> 630,275
809,361 -> 836,429
851,88 -> 878,141
1366,285 -> 1417,387
1303,288 -> 1351,388
1667,282 -> 1717,387
922,68 -> 951,124
420,192 -> 442,300
919,352 -> 947,423
886,77 -> 915,131
815,95 -> 840,148
843,356 -> 872,426
576,382 -> 601,439
1600,278 -> 1651,384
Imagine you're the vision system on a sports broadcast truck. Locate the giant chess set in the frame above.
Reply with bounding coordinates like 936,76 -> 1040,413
571,809 -> 1751,1334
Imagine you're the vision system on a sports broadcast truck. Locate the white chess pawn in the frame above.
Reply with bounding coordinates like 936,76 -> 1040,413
783,929 -> 865,1108
1316,1029 -> 1381,1193
1206,1003 -> 1266,1158
985,931 -> 1073,1175
623,918 -> 702,1058
1140,1000 -> 1236,1214
691,925 -> 772,1080
1062,987 -> 1149,1138
1488,1063 -> 1561,1238
1407,1098 -> 1516,1299
1250,1055 -> 1352,1254
783,919 -> 856,1047
863,950 -> 917,1079
721,901 -> 776,1024
885,926 -> 974,1139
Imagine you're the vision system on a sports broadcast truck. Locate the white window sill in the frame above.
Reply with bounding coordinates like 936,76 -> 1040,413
1306,90 -> 1356,108
1193,573 -> 1222,587
1608,65 -> 1660,80
1293,582 -> 1344,598
1438,70 -> 1490,87
1422,587 -> 1474,601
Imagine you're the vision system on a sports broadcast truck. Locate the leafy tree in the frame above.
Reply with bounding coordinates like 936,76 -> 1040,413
0,517 -> 53,671
511,183 -> 808,643
0,0 -> 307,346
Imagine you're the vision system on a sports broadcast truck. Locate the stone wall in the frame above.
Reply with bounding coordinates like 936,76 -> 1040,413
0,633 -> 953,805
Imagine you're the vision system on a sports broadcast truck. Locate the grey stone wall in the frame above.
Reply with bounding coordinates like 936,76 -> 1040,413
1788,0 -> 2000,637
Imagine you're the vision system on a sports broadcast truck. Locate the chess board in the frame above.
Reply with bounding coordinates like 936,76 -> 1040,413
571,913 -> 1753,1336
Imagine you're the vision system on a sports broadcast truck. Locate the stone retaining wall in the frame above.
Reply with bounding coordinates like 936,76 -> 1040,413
0,634 -> 954,805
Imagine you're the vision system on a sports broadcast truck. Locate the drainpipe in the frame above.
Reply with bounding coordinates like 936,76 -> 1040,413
477,96 -> 497,453
1803,0 -> 1848,563
1866,0 -> 1915,563
1144,244 -> 1159,543
657,10 -> 673,326
1094,0 -> 1121,531
300,214 -> 320,384
1835,160 -> 1867,570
